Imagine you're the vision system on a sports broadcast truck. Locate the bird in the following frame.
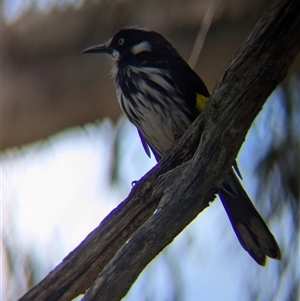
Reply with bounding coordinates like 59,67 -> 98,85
82,26 -> 281,265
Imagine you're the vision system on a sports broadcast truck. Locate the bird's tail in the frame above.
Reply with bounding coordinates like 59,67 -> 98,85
219,170 -> 281,265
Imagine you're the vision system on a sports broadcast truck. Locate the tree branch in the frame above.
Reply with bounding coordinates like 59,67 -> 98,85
18,0 -> 300,300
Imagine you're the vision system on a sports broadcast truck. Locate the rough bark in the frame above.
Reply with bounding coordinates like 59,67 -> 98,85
18,0 -> 300,300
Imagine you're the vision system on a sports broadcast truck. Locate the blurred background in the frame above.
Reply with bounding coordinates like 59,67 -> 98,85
2,0 -> 300,300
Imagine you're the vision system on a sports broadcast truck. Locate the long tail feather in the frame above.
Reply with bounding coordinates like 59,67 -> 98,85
219,169 -> 281,265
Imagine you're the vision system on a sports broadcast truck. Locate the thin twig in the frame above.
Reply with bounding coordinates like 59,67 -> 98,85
188,0 -> 222,68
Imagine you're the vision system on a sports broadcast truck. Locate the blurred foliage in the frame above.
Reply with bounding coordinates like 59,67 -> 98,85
256,77 -> 300,209
252,76 -> 300,301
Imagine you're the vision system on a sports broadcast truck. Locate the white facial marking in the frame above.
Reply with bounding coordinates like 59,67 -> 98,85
110,62 -> 118,79
132,41 -> 152,55
111,50 -> 120,61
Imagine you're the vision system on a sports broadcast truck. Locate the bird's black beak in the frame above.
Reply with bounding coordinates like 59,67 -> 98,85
82,43 -> 113,55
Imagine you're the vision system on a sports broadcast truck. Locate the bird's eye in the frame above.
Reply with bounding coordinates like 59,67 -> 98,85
118,38 -> 125,46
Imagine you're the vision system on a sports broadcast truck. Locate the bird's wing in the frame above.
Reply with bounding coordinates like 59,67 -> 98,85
137,128 -> 161,161
134,56 -> 210,160
166,59 -> 210,114
167,60 -> 244,179
137,128 -> 151,157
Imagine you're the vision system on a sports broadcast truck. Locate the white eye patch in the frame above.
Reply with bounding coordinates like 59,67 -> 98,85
132,41 -> 152,55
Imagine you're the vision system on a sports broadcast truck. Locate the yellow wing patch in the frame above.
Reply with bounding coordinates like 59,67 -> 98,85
196,93 -> 208,111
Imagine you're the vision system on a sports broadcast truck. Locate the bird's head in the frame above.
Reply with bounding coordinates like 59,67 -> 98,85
82,26 -> 181,61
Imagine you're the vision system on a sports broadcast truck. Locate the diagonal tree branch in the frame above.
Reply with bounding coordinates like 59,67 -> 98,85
82,1 -> 300,299
18,0 -> 300,300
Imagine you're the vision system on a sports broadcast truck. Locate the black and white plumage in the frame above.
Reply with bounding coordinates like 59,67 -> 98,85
83,26 -> 281,265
